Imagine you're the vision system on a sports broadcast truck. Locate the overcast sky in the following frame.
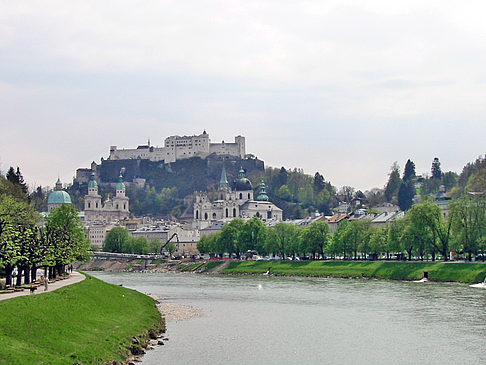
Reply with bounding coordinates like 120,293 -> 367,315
1,1 -> 485,192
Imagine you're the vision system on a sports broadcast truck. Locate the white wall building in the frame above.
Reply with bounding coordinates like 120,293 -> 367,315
84,172 -> 130,223
108,131 -> 245,163
193,167 -> 283,225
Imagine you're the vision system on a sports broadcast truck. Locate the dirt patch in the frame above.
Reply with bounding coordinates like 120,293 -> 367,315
149,294 -> 201,321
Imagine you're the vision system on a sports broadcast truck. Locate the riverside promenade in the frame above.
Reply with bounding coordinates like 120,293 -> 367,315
0,271 -> 85,301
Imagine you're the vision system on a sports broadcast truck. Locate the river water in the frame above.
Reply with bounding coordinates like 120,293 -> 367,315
90,272 -> 485,365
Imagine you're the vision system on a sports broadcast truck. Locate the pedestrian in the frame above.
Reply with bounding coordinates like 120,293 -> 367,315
43,275 -> 48,291
70,264 -> 73,273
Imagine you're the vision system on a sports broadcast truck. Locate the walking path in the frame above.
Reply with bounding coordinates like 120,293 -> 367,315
0,271 -> 86,302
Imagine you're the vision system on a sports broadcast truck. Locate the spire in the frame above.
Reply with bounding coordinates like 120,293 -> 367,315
219,165 -> 229,190
256,180 -> 269,201
148,138 -> 151,146
55,178 -> 62,191
238,167 -> 245,179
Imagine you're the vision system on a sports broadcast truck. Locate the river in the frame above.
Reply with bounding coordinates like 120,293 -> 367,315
90,272 -> 485,365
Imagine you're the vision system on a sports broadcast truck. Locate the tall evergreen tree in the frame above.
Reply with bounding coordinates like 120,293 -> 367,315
384,162 -> 401,202
402,159 -> 416,182
6,166 -> 28,196
313,172 -> 325,192
431,157 -> 442,179
6,167 -> 18,185
397,181 -> 415,211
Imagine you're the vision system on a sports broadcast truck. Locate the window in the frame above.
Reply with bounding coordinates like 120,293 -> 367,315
212,213 -> 217,219
248,193 -> 251,199
196,210 -> 199,219
225,208 -> 229,217
88,202 -> 91,209
204,213 -> 208,220
233,208 -> 236,217
239,193 -> 242,199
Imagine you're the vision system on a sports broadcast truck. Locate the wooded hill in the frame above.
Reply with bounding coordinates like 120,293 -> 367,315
24,153 -> 486,220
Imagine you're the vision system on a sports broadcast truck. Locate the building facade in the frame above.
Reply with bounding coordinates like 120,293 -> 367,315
193,167 -> 282,224
84,172 -> 130,223
108,131 -> 245,163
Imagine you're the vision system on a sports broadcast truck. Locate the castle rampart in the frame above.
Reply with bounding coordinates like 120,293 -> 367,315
108,131 -> 245,163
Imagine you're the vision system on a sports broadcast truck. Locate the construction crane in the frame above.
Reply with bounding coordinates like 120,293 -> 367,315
160,232 -> 179,255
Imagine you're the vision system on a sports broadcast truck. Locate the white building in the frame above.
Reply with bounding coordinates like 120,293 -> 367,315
193,167 -> 283,225
108,131 -> 246,163
84,172 -> 130,223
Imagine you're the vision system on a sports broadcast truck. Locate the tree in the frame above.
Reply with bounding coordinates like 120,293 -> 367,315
265,223 -> 299,258
103,227 -> 131,253
397,181 -> 415,211
313,172 -> 326,193
449,196 -> 486,260
465,168 -> 486,193
6,167 -> 28,197
441,171 -> 457,191
339,186 -> 355,203
238,217 -> 267,255
431,157 -> 442,179
408,201 -> 452,261
386,219 -> 406,259
219,219 -> 245,257
47,204 -> 91,276
165,242 -> 177,258
368,226 -> 387,259
342,220 -> 372,260
384,162 -> 401,203
276,185 -> 292,201
301,221 -> 330,259
197,235 -> 213,255
402,159 -> 416,182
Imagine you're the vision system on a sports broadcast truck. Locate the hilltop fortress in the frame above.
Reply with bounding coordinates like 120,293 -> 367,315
109,131 -> 245,163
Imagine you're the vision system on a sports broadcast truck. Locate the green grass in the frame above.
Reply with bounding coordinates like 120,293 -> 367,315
0,273 -> 164,365
223,261 -> 486,284
181,263 -> 200,272
201,261 -> 224,272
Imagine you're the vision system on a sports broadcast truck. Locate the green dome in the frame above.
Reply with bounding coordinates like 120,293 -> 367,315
116,174 -> 125,190
256,180 -> 269,201
47,190 -> 72,204
88,172 -> 98,188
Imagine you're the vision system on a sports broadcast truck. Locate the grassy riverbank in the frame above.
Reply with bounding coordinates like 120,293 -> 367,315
0,273 -> 164,365
223,261 -> 486,283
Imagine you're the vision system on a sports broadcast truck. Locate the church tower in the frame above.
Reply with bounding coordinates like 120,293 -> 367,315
113,173 -> 129,214
84,172 -> 102,216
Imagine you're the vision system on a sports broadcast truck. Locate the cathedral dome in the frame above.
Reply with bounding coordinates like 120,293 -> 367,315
234,167 -> 252,191
234,177 -> 252,191
47,190 -> 72,205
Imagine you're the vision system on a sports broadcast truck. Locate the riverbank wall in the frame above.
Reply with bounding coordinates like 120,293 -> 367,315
223,260 -> 486,284
77,257 -> 486,284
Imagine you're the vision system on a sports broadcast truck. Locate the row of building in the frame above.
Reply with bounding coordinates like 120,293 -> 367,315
46,164 -> 284,255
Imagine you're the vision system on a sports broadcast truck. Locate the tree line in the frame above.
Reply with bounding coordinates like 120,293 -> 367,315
197,198 -> 486,262
102,227 -> 178,256
0,171 -> 90,287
